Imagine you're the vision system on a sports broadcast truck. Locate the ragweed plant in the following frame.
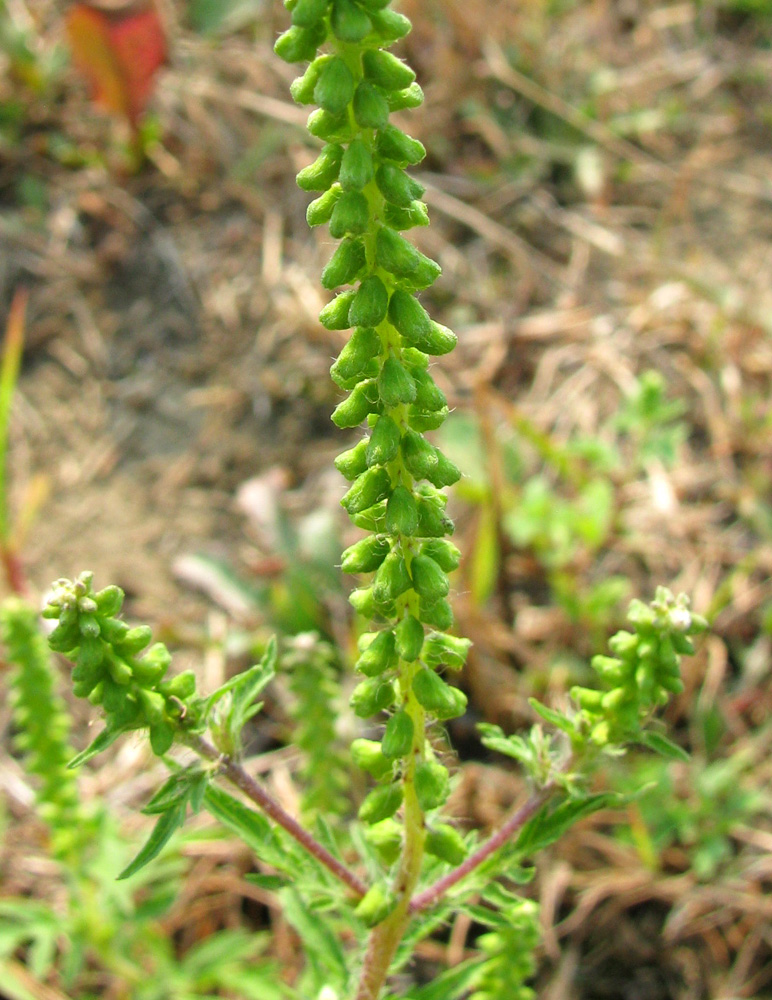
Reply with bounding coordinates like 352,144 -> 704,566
38,3 -> 708,999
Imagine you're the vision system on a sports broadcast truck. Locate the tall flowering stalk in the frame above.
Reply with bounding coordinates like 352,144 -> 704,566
275,1 -> 472,986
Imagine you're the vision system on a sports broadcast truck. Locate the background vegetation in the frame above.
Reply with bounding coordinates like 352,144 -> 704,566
1,0 -> 772,997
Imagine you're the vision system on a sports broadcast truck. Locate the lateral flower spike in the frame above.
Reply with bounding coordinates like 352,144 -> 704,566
43,572 -> 205,762
275,0 -> 469,846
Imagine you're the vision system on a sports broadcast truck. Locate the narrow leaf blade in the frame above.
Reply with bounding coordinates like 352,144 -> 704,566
118,801 -> 186,880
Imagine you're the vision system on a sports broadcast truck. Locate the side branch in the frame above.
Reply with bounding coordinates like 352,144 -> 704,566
187,734 -> 368,899
409,781 -> 557,914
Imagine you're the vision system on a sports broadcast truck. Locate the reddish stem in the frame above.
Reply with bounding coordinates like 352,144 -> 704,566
410,782 -> 556,914
188,734 -> 367,899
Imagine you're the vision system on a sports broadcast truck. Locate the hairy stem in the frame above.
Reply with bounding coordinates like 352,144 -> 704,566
187,733 -> 368,898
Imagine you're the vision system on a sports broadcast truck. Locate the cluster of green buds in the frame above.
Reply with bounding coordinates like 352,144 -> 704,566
43,572 -> 204,759
276,0 -> 471,858
572,587 -> 708,748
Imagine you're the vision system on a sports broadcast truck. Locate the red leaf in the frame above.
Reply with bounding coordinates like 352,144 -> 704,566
66,2 -> 167,127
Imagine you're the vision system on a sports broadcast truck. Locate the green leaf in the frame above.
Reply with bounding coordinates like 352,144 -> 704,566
118,801 -> 187,879
203,785 -> 287,870
67,725 -> 127,768
280,887 -> 350,992
477,723 -> 532,765
528,698 -> 577,736
638,730 -> 690,762
143,766 -> 209,814
396,958 -> 481,1000
245,873 -> 289,891
515,793 -> 620,858
202,637 -> 277,717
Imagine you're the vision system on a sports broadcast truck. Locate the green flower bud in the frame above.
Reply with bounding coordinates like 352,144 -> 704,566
382,709 -> 414,758
395,614 -> 423,661
572,686 -> 603,711
384,200 -> 430,231
401,253 -> 442,291
376,163 -> 424,207
358,781 -> 403,823
139,688 -> 166,726
159,669 -> 196,699
350,275 -> 389,327
329,190 -> 370,238
427,450 -> 462,488
149,719 -> 175,756
105,653 -> 133,686
375,124 -> 426,165
321,289 -> 357,330
378,354 -> 416,407
366,414 -> 401,465
388,288 -> 432,342
341,534 -> 390,574
415,495 -> 454,538
411,320 -> 457,356
355,628 -> 397,676
314,56 -> 355,114
274,22 -> 326,63
296,144 -> 344,192
321,237 -> 366,290
78,613 -> 100,639
117,625 -> 152,655
608,632 -> 640,660
376,226 -> 421,277
419,597 -> 454,631
290,57 -> 330,104
331,325 -> 380,387
349,586 -> 377,618
339,137 -> 374,190
341,466 -> 391,513
362,49 -> 416,90
351,738 -> 393,778
355,882 -> 397,927
386,82 -> 424,111
416,674 -> 466,717
99,617 -> 129,643
291,0 -> 329,27
335,438 -> 369,480
331,381 -> 377,428
307,108 -> 354,143
47,620 -> 80,653
307,184 -> 341,227
421,632 -> 471,671
421,538 -> 461,571
364,818 -> 402,865
72,643 -> 104,693
412,368 -> 446,411
400,428 -> 437,480
370,8 -> 412,44
351,499 -> 387,532
350,676 -> 396,717
671,633 -> 695,656
385,484 -> 419,536
372,551 -> 412,604
425,823 -> 467,865
94,585 -> 124,617
353,81 -> 390,130
331,0 -> 372,42
414,759 -> 449,811
132,643 -> 172,684
408,404 -> 449,433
